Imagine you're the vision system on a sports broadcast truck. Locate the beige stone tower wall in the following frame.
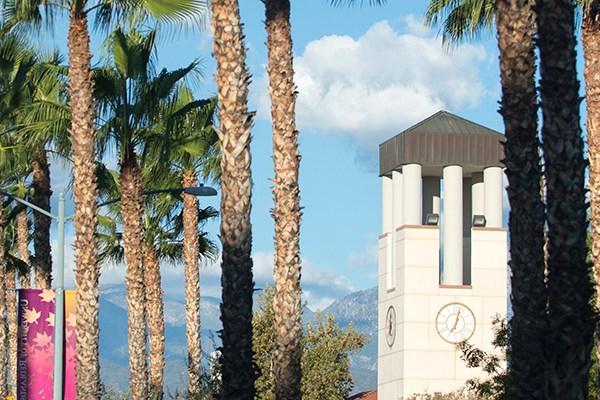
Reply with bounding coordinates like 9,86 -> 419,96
378,225 -> 507,399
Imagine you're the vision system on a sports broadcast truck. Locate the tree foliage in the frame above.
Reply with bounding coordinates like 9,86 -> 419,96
458,316 -> 509,400
450,316 -> 599,400
405,390 -> 482,400
252,287 -> 366,400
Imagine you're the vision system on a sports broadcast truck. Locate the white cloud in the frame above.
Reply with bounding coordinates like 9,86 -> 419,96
254,19 -> 489,149
403,15 -> 431,37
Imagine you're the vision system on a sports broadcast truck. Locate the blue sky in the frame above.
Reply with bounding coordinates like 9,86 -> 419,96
43,0 -> 515,309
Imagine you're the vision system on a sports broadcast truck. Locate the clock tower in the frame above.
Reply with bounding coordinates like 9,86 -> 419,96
377,111 -> 508,399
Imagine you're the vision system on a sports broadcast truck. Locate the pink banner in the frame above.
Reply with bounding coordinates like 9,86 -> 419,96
17,289 -> 77,400
64,290 -> 76,400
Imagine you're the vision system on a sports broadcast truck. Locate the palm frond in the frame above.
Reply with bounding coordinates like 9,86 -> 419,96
424,0 -> 494,45
92,0 -> 208,36
424,0 -> 461,28
97,213 -> 125,265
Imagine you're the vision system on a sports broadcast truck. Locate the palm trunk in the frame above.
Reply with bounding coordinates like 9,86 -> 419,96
120,150 -> 148,399
582,7 -> 600,377
264,1 -> 302,399
494,1 -> 547,398
143,242 -> 164,399
68,10 -> 101,399
17,209 -> 30,288
0,200 -> 8,397
32,149 -> 52,289
538,0 -> 595,397
5,268 -> 16,398
182,171 -> 202,399
210,0 -> 256,398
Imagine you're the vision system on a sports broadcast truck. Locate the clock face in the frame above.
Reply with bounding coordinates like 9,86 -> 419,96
385,306 -> 396,347
436,303 -> 475,344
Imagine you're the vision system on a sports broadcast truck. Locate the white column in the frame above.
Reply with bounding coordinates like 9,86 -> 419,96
471,172 -> 484,217
484,167 -> 503,228
382,175 -> 392,233
443,165 -> 463,285
392,170 -> 403,229
422,177 -> 441,222
402,164 -> 422,225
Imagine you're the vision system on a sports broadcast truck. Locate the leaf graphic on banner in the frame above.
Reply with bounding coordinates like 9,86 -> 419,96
46,312 -> 54,327
24,307 -> 41,324
33,332 -> 52,348
39,289 -> 55,303
66,312 -> 76,329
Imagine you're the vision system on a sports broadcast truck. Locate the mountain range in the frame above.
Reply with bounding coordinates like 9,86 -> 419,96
98,284 -> 378,394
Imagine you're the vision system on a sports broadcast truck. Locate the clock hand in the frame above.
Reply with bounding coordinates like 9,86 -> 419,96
450,309 -> 461,332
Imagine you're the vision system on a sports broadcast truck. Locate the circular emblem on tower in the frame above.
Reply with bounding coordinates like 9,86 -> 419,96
385,305 -> 396,347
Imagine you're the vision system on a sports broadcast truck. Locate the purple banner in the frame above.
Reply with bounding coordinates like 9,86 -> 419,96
17,289 -> 77,400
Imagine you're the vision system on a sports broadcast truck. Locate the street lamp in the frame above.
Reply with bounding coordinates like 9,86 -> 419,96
97,185 -> 218,207
0,185 -> 217,400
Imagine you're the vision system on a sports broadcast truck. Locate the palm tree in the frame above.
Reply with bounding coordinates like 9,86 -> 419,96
0,160 -> 32,395
0,158 -> 33,293
0,137 -> 39,395
62,7 -> 100,396
94,29 -> 204,398
142,184 -> 218,399
16,204 -> 30,287
427,0 -> 597,395
0,32 -> 69,290
2,3 -> 206,397
96,185 -> 170,398
141,237 -> 165,399
4,268 -> 15,396
263,1 -> 303,398
0,32 -> 33,289
30,150 -> 52,287
494,1 -> 547,398
19,55 -> 69,289
2,221 -> 17,397
582,2 -> 600,369
0,201 -> 31,396
148,87 -> 219,398
0,35 -> 21,393
209,0 -> 256,397
426,1 -> 600,375
180,171 -> 204,399
0,196 -> 7,397
0,206 -> 24,397
537,0 -> 595,397
96,164 -> 167,397
97,164 -> 218,399
149,94 -> 219,399
0,1 -> 103,392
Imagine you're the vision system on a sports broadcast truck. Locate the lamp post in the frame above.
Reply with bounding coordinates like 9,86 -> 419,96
1,185 -> 217,399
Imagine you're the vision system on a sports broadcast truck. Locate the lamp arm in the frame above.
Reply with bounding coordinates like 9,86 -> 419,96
0,191 -> 56,220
